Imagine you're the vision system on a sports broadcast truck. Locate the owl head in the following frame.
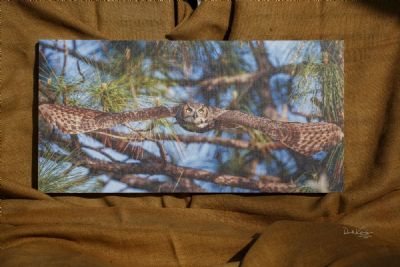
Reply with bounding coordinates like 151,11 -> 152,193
175,103 -> 215,133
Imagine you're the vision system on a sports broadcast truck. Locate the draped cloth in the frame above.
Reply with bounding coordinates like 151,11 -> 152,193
1,1 -> 399,266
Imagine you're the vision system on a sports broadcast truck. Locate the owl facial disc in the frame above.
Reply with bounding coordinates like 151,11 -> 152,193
175,103 -> 215,133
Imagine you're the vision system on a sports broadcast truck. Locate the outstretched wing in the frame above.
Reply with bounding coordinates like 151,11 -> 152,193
39,104 -> 179,134
39,103 -> 343,156
39,104 -> 105,134
274,121 -> 343,156
214,109 -> 343,156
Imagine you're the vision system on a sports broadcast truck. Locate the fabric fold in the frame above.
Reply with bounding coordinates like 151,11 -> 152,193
167,0 -> 233,40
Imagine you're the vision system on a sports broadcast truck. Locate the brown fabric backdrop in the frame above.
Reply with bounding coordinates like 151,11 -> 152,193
1,1 -> 399,266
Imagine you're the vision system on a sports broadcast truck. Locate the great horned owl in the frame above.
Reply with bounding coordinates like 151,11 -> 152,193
39,102 -> 343,156
175,103 -> 216,133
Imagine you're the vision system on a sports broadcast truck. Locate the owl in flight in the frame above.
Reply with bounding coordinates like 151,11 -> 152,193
39,103 -> 343,156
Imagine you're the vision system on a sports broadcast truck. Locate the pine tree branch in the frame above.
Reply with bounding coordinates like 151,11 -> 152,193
41,136 -> 201,192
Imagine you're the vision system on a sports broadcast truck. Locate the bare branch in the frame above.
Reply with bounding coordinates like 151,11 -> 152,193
84,132 -> 161,163
290,110 -> 323,121
94,130 -> 285,152
249,41 -> 272,71
113,174 -> 167,192
40,43 -> 108,71
80,145 -> 116,162
273,62 -> 322,75
79,158 -> 293,192
61,40 -> 68,77
197,71 -> 267,91
154,141 -> 168,167
114,174 -> 205,193
76,60 -> 85,82
164,70 -> 267,90
83,132 -> 284,191
38,80 -> 57,103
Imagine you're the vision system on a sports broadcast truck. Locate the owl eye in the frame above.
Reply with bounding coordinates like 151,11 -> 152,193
185,107 -> 192,113
198,109 -> 204,114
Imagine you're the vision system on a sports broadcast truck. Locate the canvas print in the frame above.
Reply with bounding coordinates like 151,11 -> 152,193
38,40 -> 344,193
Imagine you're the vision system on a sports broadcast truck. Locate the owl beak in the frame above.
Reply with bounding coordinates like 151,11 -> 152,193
193,113 -> 198,119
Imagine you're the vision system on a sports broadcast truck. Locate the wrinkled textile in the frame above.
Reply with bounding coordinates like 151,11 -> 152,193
1,1 -> 400,266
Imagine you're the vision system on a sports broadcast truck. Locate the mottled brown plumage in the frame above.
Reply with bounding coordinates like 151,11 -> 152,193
39,103 -> 343,156
39,104 -> 179,134
215,109 -> 343,156
175,103 -> 216,133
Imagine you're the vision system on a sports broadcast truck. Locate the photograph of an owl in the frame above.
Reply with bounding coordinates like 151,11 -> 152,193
38,40 -> 344,193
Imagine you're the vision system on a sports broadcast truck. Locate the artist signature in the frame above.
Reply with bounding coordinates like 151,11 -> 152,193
343,226 -> 373,239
